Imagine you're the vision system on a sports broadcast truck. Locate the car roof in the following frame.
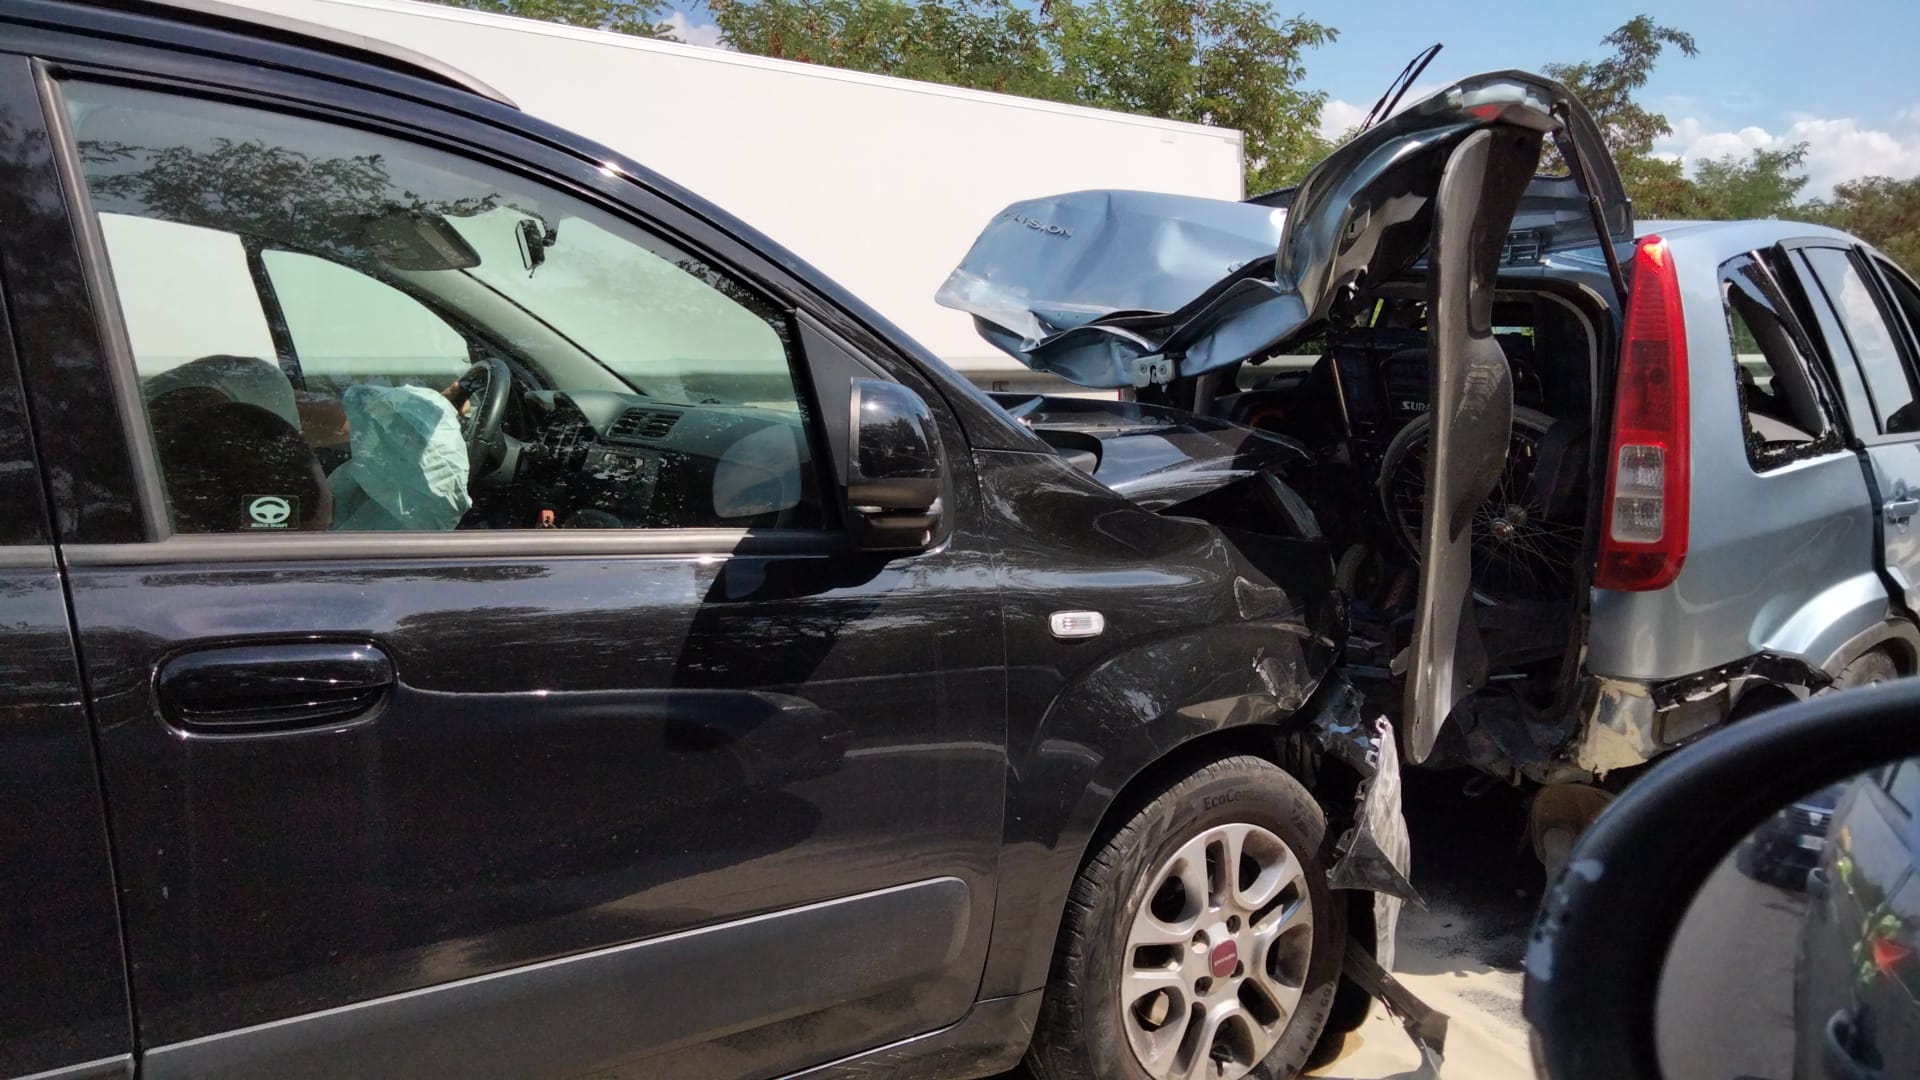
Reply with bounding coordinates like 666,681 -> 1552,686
1546,217 -> 1865,279
44,0 -> 516,107
1638,218 -> 1858,249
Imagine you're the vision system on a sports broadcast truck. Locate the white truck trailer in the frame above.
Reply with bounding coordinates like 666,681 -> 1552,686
240,0 -> 1248,390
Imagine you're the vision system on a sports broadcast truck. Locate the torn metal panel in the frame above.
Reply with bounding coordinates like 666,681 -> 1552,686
1310,682 -> 1418,971
989,393 -> 1310,512
1447,690 -> 1584,784
1344,938 -> 1449,1078
1575,677 -> 1665,776
1327,714 -> 1418,976
1646,651 -> 1831,712
1453,652 -> 1838,782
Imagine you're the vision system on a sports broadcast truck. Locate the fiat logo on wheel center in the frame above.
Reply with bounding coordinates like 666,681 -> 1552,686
1208,940 -> 1238,979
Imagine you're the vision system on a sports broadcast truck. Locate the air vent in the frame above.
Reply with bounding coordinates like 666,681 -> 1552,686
607,408 -> 680,443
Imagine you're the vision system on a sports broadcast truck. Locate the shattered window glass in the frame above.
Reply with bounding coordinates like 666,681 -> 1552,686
1719,253 -> 1844,470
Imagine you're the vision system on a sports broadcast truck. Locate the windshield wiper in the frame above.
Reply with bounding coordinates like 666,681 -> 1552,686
1359,43 -> 1444,132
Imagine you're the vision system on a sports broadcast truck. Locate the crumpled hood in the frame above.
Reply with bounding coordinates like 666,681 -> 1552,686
991,393 -> 1307,512
938,70 -> 1620,389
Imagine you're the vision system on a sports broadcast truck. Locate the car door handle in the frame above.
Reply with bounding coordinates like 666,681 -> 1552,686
156,642 -> 394,734
1884,496 -> 1920,522
1823,1008 -> 1887,1080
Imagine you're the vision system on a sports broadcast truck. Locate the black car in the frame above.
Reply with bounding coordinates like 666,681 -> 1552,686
1796,760 -> 1920,1078
1741,783 -> 1845,891
0,3 -> 1438,1078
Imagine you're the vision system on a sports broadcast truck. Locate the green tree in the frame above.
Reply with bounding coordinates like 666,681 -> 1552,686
1045,0 -> 1335,192
1802,176 -> 1920,275
418,0 -> 674,37
1544,16 -> 1698,158
1544,15 -> 1698,214
704,0 -> 1336,193
1688,143 -> 1809,220
698,0 -> 1058,95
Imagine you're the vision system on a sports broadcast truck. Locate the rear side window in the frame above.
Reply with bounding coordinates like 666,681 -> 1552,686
1802,247 -> 1920,435
1718,253 -> 1843,469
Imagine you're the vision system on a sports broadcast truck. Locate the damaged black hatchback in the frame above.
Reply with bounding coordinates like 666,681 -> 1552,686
1,3 -> 1415,1080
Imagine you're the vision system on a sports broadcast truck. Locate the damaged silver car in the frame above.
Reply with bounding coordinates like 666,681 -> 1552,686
945,69 -> 1920,855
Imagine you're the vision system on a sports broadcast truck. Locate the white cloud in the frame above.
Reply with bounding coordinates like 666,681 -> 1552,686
1897,103 -> 1920,127
1318,84 -> 1442,143
1318,99 -> 1368,141
662,10 -> 726,48
1658,114 -> 1920,196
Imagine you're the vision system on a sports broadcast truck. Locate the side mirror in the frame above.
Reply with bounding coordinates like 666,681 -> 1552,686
847,379 -> 944,552
1525,676 -> 1920,1080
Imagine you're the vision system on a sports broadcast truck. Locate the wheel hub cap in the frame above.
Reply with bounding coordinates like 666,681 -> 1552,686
1120,822 -> 1313,1080
1208,940 -> 1239,979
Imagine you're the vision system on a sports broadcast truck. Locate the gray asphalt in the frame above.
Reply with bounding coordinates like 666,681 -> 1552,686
1656,853 -> 1807,1080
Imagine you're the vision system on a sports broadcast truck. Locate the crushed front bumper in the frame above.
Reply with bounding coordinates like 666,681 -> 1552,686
1309,677 -> 1447,1065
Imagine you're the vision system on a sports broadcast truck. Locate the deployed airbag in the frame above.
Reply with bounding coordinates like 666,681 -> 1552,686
328,384 -> 473,531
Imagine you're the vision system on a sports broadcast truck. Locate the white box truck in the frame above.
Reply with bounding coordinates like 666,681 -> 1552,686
238,0 -> 1247,390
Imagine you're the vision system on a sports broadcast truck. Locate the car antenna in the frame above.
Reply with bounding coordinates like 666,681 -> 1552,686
1359,43 -> 1443,131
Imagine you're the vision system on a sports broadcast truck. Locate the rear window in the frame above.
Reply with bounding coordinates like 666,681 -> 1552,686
1718,252 -> 1843,469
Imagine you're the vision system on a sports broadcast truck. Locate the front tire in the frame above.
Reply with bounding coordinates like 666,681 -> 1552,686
1027,755 -> 1344,1080
1830,647 -> 1899,691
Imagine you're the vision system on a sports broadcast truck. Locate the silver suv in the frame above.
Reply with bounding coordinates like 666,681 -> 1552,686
942,72 -> 1920,839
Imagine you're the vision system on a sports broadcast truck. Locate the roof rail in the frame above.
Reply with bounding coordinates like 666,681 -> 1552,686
76,0 -> 517,108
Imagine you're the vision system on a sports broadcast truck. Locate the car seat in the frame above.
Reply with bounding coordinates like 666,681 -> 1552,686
147,388 -> 330,532
143,354 -> 301,428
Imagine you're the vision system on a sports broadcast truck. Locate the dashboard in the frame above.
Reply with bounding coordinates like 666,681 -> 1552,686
506,389 -> 817,529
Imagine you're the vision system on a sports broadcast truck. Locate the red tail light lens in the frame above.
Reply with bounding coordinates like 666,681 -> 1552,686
1871,935 -> 1913,979
1596,236 -> 1690,591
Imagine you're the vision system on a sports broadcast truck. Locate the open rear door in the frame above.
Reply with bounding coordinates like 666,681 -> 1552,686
1402,126 -> 1543,764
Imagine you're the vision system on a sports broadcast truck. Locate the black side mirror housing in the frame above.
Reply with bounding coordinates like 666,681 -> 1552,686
847,380 -> 944,552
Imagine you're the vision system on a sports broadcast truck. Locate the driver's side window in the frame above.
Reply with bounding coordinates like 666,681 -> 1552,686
65,79 -> 824,536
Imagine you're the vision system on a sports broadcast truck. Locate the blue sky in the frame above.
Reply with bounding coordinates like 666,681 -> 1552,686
666,1 -> 1920,194
1300,0 -> 1920,194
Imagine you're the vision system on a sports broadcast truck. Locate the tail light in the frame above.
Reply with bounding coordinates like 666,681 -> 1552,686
1871,935 -> 1913,979
1596,236 -> 1690,591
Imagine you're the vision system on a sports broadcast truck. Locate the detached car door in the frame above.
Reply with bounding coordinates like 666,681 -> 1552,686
1791,243 -> 1920,615
9,26 -> 1003,1079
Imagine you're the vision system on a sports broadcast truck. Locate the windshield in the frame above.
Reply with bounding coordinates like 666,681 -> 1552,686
440,206 -> 791,406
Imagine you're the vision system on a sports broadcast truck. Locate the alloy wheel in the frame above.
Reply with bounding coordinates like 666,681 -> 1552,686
1119,822 -> 1313,1080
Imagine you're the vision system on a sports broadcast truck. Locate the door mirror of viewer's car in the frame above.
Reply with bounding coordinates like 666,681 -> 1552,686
1525,675 -> 1920,1080
846,379 -> 944,552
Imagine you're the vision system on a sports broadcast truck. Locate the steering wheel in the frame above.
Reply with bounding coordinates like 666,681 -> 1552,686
456,357 -> 511,476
